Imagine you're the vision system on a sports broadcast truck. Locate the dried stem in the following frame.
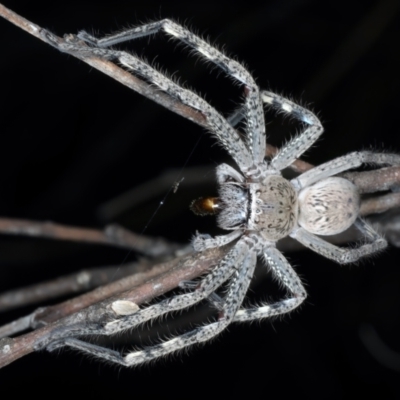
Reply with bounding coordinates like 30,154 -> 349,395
0,261 -> 156,314
0,246 -> 227,368
360,193 -> 400,216
0,2 -> 307,173
343,166 -> 400,194
0,218 -> 181,256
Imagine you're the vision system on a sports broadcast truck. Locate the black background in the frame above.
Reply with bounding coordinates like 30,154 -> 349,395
1,0 -> 400,398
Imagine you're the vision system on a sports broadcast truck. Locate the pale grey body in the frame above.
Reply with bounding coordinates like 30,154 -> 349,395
38,19 -> 400,367
216,172 -> 360,240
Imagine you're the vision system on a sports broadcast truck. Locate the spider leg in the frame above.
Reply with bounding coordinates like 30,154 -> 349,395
260,91 -> 324,171
291,218 -> 387,264
233,246 -> 306,322
216,163 -> 245,184
77,19 -> 266,164
37,239 -> 247,349
46,246 -> 257,366
179,281 -> 224,310
292,151 -> 400,189
40,29 -> 253,170
192,229 -> 243,251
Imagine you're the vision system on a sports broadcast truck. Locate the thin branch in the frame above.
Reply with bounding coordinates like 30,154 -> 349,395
0,5 -> 204,128
0,261 -> 158,313
343,166 -> 400,194
0,258 -> 179,336
0,218 -> 181,256
369,210 -> 400,248
0,246 -> 228,368
0,2 -> 305,172
360,193 -> 400,216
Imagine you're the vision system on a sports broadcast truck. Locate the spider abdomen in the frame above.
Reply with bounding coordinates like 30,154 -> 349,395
249,175 -> 298,241
297,177 -> 360,235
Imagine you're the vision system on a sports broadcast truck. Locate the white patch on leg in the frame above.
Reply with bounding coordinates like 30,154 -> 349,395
261,93 -> 274,104
282,102 -> 293,113
111,300 -> 139,316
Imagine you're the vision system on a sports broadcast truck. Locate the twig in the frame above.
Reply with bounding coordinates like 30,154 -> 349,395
343,166 -> 400,194
0,246 -> 227,368
0,218 -> 181,256
0,261 -> 154,313
360,193 -> 400,216
0,5 -> 204,128
0,257 -> 181,337
0,2 -> 307,173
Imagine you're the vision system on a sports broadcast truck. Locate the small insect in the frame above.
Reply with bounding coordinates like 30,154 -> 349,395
37,19 -> 400,366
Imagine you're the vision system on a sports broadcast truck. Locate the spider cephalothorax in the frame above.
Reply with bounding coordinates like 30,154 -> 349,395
37,19 -> 400,367
216,170 -> 299,239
